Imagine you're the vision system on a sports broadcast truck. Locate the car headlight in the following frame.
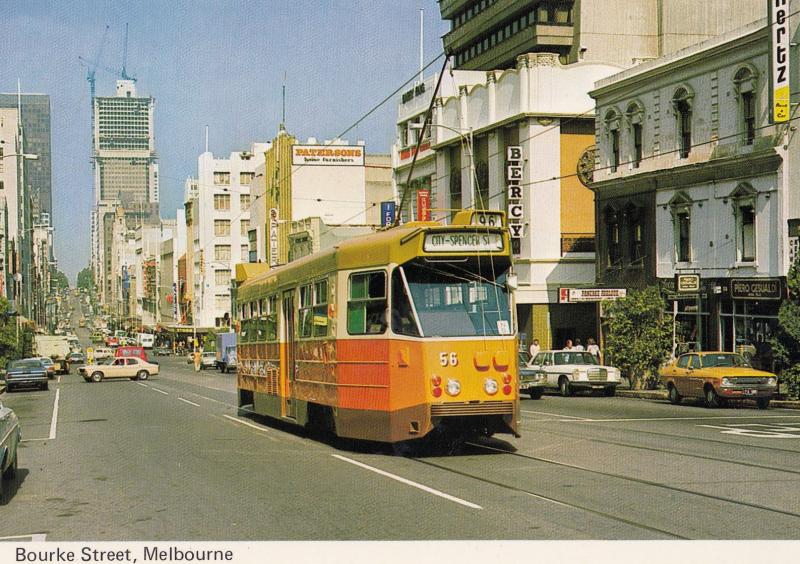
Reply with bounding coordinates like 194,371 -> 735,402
722,377 -> 731,386
483,378 -> 498,395
446,379 -> 461,396
768,377 -> 777,386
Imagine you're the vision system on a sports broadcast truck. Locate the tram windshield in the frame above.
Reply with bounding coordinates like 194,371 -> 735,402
392,262 -> 513,337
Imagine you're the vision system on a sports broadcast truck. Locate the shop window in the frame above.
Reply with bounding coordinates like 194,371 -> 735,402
347,271 -> 387,335
672,87 -> 693,158
734,66 -> 758,146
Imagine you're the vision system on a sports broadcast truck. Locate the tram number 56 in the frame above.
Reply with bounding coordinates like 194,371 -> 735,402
440,352 -> 459,367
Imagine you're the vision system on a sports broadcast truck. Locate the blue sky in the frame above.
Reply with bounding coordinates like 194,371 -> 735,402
0,1 -> 449,282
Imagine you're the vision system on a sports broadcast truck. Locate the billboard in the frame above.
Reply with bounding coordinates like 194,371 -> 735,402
292,145 -> 365,166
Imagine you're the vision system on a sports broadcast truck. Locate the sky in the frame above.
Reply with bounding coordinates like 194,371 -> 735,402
0,0 -> 449,283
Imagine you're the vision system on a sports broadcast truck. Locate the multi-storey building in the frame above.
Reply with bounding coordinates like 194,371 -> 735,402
0,107 -> 22,303
91,80 -> 159,306
439,0 -> 765,71
186,144 -> 269,329
590,17 -> 799,368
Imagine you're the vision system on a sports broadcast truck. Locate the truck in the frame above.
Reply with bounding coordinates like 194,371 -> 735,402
34,335 -> 72,360
215,332 -> 237,373
136,332 -> 155,349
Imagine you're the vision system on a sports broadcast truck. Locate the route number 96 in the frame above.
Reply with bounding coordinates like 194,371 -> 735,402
439,352 -> 458,367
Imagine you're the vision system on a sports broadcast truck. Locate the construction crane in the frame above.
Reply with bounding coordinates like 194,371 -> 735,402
121,23 -> 133,81
80,25 -> 110,100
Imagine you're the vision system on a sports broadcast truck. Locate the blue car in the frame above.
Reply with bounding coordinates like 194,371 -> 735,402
5,358 -> 49,392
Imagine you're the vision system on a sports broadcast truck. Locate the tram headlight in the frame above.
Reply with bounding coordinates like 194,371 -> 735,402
484,378 -> 498,395
446,379 -> 461,396
768,377 -> 777,387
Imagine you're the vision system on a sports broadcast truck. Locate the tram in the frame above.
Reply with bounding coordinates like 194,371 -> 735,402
234,210 -> 519,444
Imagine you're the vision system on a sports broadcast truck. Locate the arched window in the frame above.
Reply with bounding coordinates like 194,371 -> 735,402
604,108 -> 622,172
672,87 -> 693,158
604,206 -> 620,267
668,192 -> 693,263
625,101 -> 645,168
734,66 -> 758,145
729,183 -> 757,262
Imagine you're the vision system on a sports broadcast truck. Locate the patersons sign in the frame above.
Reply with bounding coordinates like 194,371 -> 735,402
730,278 -> 782,300
292,145 -> 365,166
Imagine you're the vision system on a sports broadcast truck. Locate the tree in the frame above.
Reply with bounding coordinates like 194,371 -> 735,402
77,267 -> 94,292
771,255 -> 800,398
51,270 -> 69,291
602,286 -> 673,390
202,329 -> 217,351
0,297 -> 29,366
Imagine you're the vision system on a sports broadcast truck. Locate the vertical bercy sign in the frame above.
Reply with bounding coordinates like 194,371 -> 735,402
506,146 -> 523,241
772,0 -> 790,123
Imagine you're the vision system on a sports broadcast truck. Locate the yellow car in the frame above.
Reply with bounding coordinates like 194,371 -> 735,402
659,351 -> 777,409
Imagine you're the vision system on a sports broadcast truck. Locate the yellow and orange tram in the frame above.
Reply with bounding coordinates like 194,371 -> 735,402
234,211 -> 519,444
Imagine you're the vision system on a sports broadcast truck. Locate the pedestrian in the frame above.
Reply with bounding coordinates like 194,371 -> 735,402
529,338 -> 540,358
563,339 -> 573,350
587,337 -> 600,358
573,338 -> 585,351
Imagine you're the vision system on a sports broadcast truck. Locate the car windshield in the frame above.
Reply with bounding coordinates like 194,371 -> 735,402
519,351 -> 531,365
394,261 -> 513,338
9,359 -> 44,369
553,352 -> 600,366
701,353 -> 751,368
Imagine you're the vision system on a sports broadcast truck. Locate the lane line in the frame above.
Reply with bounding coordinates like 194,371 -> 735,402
222,414 -> 270,433
0,533 -> 47,541
48,388 -> 60,440
57,376 -> 61,383
177,397 -> 200,407
332,454 -> 483,510
521,409 -> 590,420
136,382 -> 149,388
530,414 -> 800,423
151,387 -> 169,395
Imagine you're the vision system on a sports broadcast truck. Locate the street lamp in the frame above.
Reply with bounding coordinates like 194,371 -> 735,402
409,122 -> 475,210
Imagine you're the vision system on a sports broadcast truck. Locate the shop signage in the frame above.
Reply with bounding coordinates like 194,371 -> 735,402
558,288 -> 627,303
292,144 -> 364,166
416,190 -> 430,221
506,146 -> 523,241
380,201 -> 395,227
771,0 -> 791,123
676,274 -> 700,293
423,231 -> 504,253
269,208 -> 279,267
730,278 -> 782,300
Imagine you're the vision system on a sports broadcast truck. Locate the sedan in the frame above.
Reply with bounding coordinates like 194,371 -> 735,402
80,356 -> 160,382
200,351 -> 217,370
527,350 -> 621,396
0,401 -> 20,497
5,359 -> 49,392
67,352 -> 86,364
659,351 -> 776,409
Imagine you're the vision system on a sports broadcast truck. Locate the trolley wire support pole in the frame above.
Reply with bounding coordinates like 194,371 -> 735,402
394,54 -> 451,227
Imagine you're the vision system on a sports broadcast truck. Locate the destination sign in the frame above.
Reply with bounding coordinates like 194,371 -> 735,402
424,231 -> 504,253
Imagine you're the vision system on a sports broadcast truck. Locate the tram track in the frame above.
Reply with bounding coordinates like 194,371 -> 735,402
405,437 -> 800,539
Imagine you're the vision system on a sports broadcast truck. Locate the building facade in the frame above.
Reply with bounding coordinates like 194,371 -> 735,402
590,18 -> 799,367
91,80 -> 159,306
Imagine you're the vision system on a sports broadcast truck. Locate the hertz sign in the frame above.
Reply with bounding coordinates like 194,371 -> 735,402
771,0 -> 790,123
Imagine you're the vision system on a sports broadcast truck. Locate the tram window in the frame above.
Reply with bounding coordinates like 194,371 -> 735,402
391,269 -> 420,336
299,284 -> 313,338
313,279 -> 329,337
348,271 -> 387,335
266,295 -> 278,341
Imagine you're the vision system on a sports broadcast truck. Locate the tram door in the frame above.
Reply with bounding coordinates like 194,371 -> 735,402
282,290 -> 297,420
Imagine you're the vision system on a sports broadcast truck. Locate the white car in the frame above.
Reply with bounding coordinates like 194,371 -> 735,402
527,350 -> 621,397
92,347 -> 113,360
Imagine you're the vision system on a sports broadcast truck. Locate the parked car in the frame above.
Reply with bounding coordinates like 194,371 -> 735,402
153,346 -> 172,356
527,350 -> 621,396
518,351 -> 546,399
200,351 -> 217,370
0,401 -> 20,496
114,346 -> 149,362
5,358 -> 49,391
80,356 -> 160,382
659,351 -> 777,409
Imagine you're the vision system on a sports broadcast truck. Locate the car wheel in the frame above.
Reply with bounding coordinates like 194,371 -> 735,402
558,377 -> 572,397
137,370 -> 149,381
757,397 -> 770,410
91,371 -> 103,383
704,386 -> 720,408
529,388 -> 543,400
603,386 -> 616,397
668,384 -> 682,405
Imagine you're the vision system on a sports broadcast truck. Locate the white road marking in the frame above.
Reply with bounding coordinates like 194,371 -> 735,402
697,423 -> 800,438
222,414 -> 270,433
151,387 -> 169,395
136,382 -> 149,388
57,376 -> 61,383
521,409 -> 590,420
48,388 -> 60,440
524,414 -> 800,423
332,454 -> 483,510
0,533 -> 47,541
177,397 -> 200,407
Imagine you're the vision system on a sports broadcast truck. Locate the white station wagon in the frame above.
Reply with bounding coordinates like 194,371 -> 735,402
527,350 -> 621,397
